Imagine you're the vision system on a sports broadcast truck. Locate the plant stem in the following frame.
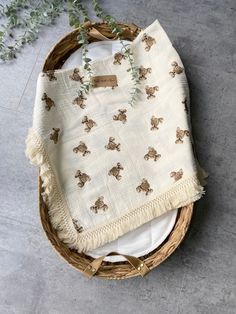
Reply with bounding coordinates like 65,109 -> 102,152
68,0 -> 94,97
0,0 -> 64,61
92,0 -> 140,106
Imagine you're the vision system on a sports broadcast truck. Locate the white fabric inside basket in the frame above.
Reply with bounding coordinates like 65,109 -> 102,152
62,40 -> 178,262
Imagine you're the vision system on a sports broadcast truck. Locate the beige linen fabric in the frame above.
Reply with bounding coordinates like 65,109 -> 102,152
25,19 -> 207,253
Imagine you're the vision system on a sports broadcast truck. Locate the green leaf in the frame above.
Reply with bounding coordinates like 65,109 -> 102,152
69,16 -> 76,26
84,57 -> 91,62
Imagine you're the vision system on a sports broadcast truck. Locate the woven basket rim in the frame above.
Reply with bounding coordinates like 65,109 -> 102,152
39,21 -> 194,279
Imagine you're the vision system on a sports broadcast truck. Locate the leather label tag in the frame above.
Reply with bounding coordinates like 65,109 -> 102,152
91,75 -> 118,88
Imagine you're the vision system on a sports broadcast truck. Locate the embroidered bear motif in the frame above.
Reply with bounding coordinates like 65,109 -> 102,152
72,218 -> 83,233
136,179 -> 153,195
145,85 -> 159,99
105,137 -> 120,151
175,127 -> 190,144
170,169 -> 183,182
42,70 -> 57,81
113,52 -> 125,65
113,109 -> 127,124
144,147 -> 161,161
90,196 -> 108,213
138,66 -> 152,80
141,33 -> 156,51
169,61 -> 183,77
69,68 -> 83,82
75,170 -> 91,188
108,162 -> 123,180
73,141 -> 90,156
150,116 -> 164,130
41,93 -> 55,111
50,128 -> 60,144
182,97 -> 189,114
72,95 -> 87,109
82,116 -> 97,133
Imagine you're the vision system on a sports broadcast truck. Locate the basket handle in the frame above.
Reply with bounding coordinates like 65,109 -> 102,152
81,21 -> 116,41
82,21 -> 140,42
83,251 -> 150,279
88,27 -> 113,41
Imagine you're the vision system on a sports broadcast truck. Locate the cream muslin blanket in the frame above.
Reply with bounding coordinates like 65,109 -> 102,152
25,19 -> 207,253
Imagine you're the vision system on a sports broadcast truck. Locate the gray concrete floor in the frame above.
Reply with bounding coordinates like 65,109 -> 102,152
0,1 -> 236,313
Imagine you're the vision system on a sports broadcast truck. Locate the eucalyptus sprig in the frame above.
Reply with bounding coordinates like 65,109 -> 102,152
70,0 -> 141,106
0,0 -> 65,61
68,0 -> 89,27
68,0 -> 94,98
92,0 -> 141,106
77,25 -> 94,97
0,0 -> 141,106
123,45 -> 141,106
0,0 -> 29,18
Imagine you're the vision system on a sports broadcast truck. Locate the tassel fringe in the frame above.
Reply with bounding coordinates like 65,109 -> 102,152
25,128 -> 205,253
25,128 -> 78,249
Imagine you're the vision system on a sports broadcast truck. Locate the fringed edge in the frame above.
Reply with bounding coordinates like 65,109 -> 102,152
25,128 -> 205,254
76,174 -> 205,252
25,128 -> 78,249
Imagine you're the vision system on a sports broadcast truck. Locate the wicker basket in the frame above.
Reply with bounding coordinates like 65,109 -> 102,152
40,21 -> 194,280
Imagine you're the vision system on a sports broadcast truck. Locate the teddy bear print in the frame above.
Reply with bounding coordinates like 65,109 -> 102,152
113,52 -> 125,65
108,162 -> 124,180
82,116 -> 97,133
73,141 -> 90,156
170,169 -> 184,182
150,116 -> 164,131
145,85 -> 159,99
113,109 -> 127,124
42,70 -> 57,81
182,97 -> 189,114
136,179 -> 153,195
49,128 -> 60,144
69,68 -> 83,82
41,93 -> 55,111
144,147 -> 161,161
105,137 -> 120,151
175,127 -> 190,144
72,95 -> 87,109
75,170 -> 91,188
169,61 -> 183,77
72,218 -> 83,233
141,33 -> 156,51
90,196 -> 108,213
138,66 -> 152,80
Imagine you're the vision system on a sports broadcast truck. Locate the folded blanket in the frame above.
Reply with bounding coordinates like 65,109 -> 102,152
25,19 -> 207,253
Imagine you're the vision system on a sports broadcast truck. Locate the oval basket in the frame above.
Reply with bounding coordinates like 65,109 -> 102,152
39,21 -> 194,280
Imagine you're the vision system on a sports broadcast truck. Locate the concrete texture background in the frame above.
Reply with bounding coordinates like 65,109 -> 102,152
0,1 -> 235,313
